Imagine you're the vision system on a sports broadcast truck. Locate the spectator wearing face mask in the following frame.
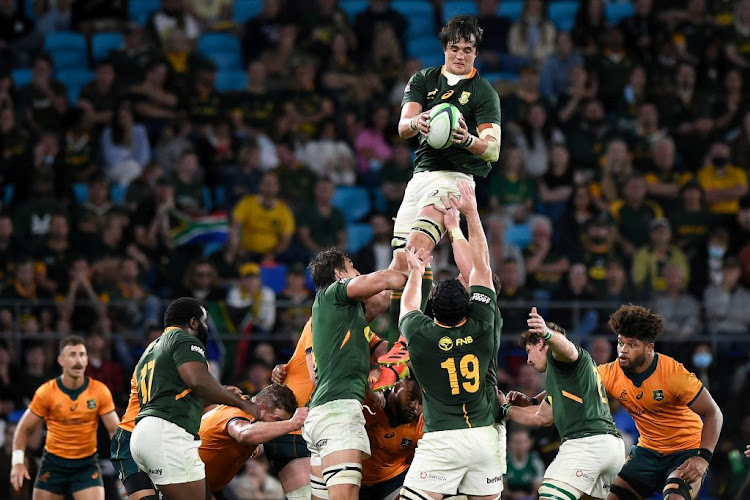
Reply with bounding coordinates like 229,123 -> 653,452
697,141 -> 748,229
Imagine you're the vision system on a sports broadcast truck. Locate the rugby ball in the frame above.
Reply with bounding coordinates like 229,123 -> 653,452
426,103 -> 462,150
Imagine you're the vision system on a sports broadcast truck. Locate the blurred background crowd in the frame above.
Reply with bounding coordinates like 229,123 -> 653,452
0,0 -> 749,497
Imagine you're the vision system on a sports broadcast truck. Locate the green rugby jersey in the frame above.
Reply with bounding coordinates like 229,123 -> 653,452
402,66 -> 502,177
134,327 -> 208,438
544,345 -> 619,441
309,278 -> 373,408
487,307 -> 503,419
400,285 -> 497,431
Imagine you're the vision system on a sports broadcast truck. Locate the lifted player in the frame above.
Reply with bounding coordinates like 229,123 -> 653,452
601,305 -> 723,500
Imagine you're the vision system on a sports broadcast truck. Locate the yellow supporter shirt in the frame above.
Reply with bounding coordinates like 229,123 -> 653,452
232,195 -> 295,254
697,164 -> 748,214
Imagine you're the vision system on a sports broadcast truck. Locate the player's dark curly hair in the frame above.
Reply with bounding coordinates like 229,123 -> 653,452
431,278 -> 469,326
439,14 -> 484,50
520,322 -> 566,346
308,247 -> 351,290
608,304 -> 663,344
164,297 -> 204,329
254,384 -> 298,417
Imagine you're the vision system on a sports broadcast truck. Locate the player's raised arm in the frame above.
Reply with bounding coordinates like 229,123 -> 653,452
434,197 -> 472,280
400,248 -> 432,320
10,409 -> 44,491
527,307 -> 578,363
453,181 -> 493,290
346,269 -> 409,302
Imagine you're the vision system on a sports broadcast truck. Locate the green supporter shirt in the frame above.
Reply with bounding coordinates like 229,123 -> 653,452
402,67 -> 501,178
400,285 -> 497,432
134,327 -> 209,438
310,278 -> 372,408
544,345 -> 619,442
505,451 -> 545,494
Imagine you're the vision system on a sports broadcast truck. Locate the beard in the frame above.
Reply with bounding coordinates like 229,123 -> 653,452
621,352 -> 647,372
196,323 -> 209,347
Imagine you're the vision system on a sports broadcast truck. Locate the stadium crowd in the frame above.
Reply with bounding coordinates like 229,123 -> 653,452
0,0 -> 749,497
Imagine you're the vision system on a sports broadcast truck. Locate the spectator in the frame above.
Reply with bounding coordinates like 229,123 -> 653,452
558,184 -> 598,256
184,0 -> 232,30
736,198 -> 750,286
551,262 -> 599,337
725,0 -> 750,69
353,0 -> 407,60
276,263 -> 312,336
78,58 -> 119,128
170,149 -> 206,215
610,174 -> 663,257
146,0 -> 201,48
555,64 -> 597,129
573,217 -> 621,295
227,455 -> 284,499
0,106 -> 32,192
58,107 -> 98,189
299,120 -> 356,184
101,100 -> 151,186
489,146 -> 535,222
620,0 -> 662,64
84,329 -> 124,396
571,0 -> 607,56
508,0 -> 556,64
712,68 -> 747,139
227,262 -> 277,335
627,102 -> 667,170
643,136 -> 691,213
241,0 -> 287,66
18,53 -> 67,135
564,98 -> 612,171
0,213 -> 20,289
0,0 -> 37,69
354,212 -> 393,275
603,258 -> 632,306
232,172 -> 295,263
486,213 -> 526,285
0,259 -> 55,330
591,27 -> 636,112
502,64 -> 550,130
296,178 -> 346,257
497,257 -> 533,335
515,102 -> 564,177
75,176 -> 114,238
224,141 -> 263,210
166,30 -> 214,102
106,257 -> 159,336
538,143 -> 574,227
475,0 -> 511,70
11,175 -> 66,252
128,58 -> 179,142
110,22 -> 156,88
524,216 -> 570,295
539,32 -> 583,103
591,138 -> 633,213
704,257 -> 750,336
379,143 -> 412,217
651,263 -> 701,338
354,104 -> 392,184
274,140 -> 318,211
504,427 -> 545,500
669,181 -> 712,289
632,217 -> 689,298
697,141 -> 749,226
17,343 -> 50,404
177,258 -> 226,302
238,358 -> 271,395
731,110 -> 750,172
320,30 -> 359,98
615,66 -> 650,135
588,336 -> 612,365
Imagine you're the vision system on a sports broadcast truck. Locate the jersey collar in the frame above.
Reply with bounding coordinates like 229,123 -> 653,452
56,375 -> 90,401
433,318 -> 467,328
621,353 -> 659,388
441,65 -> 477,82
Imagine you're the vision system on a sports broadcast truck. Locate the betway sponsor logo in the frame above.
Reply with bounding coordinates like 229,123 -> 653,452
487,476 -> 502,484
471,293 -> 490,304
191,345 -> 205,357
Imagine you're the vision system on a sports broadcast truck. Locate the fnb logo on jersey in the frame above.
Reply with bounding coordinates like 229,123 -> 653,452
438,337 -> 453,351
456,336 -> 473,346
470,293 -> 491,304
191,345 -> 206,357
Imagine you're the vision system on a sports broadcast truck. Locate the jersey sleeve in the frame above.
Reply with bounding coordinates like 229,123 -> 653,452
597,363 -> 614,396
170,332 -> 209,368
467,285 -> 497,325
302,320 -> 313,354
474,79 -> 501,125
549,344 -> 584,371
96,381 -> 116,415
402,71 -> 427,108
670,362 -> 704,406
329,278 -> 355,305
399,310 -> 432,342
28,383 -> 50,418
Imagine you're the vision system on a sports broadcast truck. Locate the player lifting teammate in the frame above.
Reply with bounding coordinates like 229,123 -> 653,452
11,336 -> 120,500
398,182 -> 502,500
499,310 -> 625,500
381,14 -> 502,373
600,305 -> 723,500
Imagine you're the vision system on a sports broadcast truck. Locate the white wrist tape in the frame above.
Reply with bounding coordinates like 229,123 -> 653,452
12,450 -> 24,466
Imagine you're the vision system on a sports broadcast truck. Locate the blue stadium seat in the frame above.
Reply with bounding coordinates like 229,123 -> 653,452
498,0 -> 523,21
232,0 -> 264,24
57,69 -> 94,88
197,33 -> 242,70
203,186 -> 214,212
505,222 -> 531,249
215,70 -> 248,92
347,223 -> 373,254
49,51 -> 89,71
606,2 -> 635,24
393,1 -> 435,39
111,185 -> 127,204
340,0 -> 368,22
91,32 -> 124,62
72,183 -> 88,204
370,188 -> 386,213
3,184 -> 14,207
24,0 -> 35,19
129,0 -> 161,26
442,0 -> 477,23
11,68 -> 32,88
407,36 -> 444,65
482,71 -> 520,84
261,264 -> 288,294
549,1 -> 578,31
44,31 -> 86,53
332,186 -> 371,222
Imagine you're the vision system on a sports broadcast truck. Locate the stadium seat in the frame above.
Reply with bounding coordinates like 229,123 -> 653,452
57,69 -> 94,88
340,0 -> 369,22
407,36 -> 444,66
332,186 -> 371,222
505,222 -> 531,249
197,33 -> 242,70
43,31 -> 86,53
215,70 -> 248,93
72,183 -> 89,205
442,0 -> 477,23
482,71 -> 520,84
261,264 -> 288,294
498,0 -> 523,21
3,184 -> 14,207
347,223 -> 373,254
49,51 -> 89,71
24,0 -> 35,19
91,32 -> 124,62
393,1 -> 435,39
129,0 -> 161,26
549,1 -> 578,31
606,2 -> 635,24
370,188 -> 386,213
11,68 -> 32,88
203,186 -> 214,212
111,185 -> 127,204
232,0 -> 264,24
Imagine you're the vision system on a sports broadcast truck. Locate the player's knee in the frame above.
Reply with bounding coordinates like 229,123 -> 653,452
286,484 -> 311,500
609,484 -> 638,500
662,477 -> 691,500
322,463 -> 362,487
311,474 -> 329,499
410,216 -> 443,248
539,482 -> 580,500
122,471 -> 155,496
400,485 -> 432,500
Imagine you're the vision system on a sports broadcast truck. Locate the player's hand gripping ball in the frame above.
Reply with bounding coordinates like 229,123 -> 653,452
425,103 -> 462,150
